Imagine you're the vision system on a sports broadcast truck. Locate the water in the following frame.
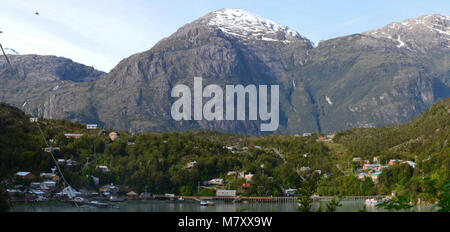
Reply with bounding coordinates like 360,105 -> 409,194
9,200 -> 434,212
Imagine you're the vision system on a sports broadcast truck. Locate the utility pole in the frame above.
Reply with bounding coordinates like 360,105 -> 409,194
0,31 -> 11,65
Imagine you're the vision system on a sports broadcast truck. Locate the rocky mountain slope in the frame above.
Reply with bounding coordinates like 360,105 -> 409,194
0,9 -> 449,135
0,55 -> 104,122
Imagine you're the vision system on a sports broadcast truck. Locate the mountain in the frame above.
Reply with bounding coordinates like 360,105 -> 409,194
0,10 -> 449,135
59,8 -> 314,134
287,14 -> 450,132
0,55 -> 105,122
335,97 -> 449,158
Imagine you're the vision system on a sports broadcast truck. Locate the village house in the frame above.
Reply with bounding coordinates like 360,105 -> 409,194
30,182 -> 41,189
29,117 -> 39,123
89,190 -> 99,196
404,161 -> 417,168
323,135 -> 334,142
15,171 -> 34,180
357,172 -> 368,180
244,173 -> 254,181
96,165 -> 111,173
109,132 -> 120,141
64,133 -> 83,139
126,191 -> 139,200
227,171 -> 237,176
300,166 -> 311,172
208,179 -> 224,185
43,147 -> 60,153
6,189 -> 21,197
241,183 -> 250,189
302,133 -> 312,137
100,184 -> 120,195
40,173 -> 56,179
66,159 -> 77,166
363,164 -> 381,170
86,124 -> 98,130
370,172 -> 382,183
283,188 -> 297,196
237,171 -> 246,179
40,181 -> 57,190
388,159 -> 417,168
185,161 -> 197,169
216,189 -> 237,197
388,159 -> 401,166
91,176 -> 99,186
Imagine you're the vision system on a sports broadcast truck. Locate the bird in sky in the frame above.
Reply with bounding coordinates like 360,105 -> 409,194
35,12 -> 40,16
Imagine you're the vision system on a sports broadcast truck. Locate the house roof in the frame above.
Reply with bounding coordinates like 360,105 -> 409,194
217,190 -> 236,192
16,172 -> 31,176
64,133 -> 83,137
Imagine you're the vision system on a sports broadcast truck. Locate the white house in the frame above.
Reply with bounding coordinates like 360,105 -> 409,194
96,165 -> 111,173
40,181 -> 57,189
216,190 -> 237,197
283,188 -> 297,196
87,124 -> 98,130
40,173 -> 56,179
208,179 -> 224,185
244,173 -> 254,181
185,161 -> 197,169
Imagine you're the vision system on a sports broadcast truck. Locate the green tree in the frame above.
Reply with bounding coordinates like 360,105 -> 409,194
432,181 -> 450,212
325,197 -> 342,212
0,187 -> 10,212
297,177 -> 318,212
376,194 -> 414,212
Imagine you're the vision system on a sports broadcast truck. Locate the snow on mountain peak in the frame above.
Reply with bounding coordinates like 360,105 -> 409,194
364,14 -> 450,49
208,9 -> 309,44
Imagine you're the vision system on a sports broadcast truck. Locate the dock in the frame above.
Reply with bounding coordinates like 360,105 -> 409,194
152,195 -> 388,203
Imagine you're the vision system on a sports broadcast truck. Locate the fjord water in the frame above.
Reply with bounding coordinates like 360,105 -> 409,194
9,200 -> 433,212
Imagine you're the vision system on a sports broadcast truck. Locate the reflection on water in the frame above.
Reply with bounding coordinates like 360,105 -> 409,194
9,200 -> 433,212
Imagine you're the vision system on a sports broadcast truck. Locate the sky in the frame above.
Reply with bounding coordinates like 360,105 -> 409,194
0,0 -> 449,72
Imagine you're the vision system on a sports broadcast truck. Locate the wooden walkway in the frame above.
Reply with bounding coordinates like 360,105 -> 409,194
153,195 -> 388,203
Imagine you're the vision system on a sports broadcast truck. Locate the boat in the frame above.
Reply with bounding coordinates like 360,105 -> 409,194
35,196 -> 49,202
109,196 -> 126,202
74,197 -> 86,203
178,197 -> 185,201
200,201 -> 215,206
88,201 -> 109,208
364,198 -> 378,206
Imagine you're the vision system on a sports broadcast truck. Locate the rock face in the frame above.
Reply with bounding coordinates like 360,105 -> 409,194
0,55 -> 104,121
0,10 -> 449,135
87,8 -> 313,134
